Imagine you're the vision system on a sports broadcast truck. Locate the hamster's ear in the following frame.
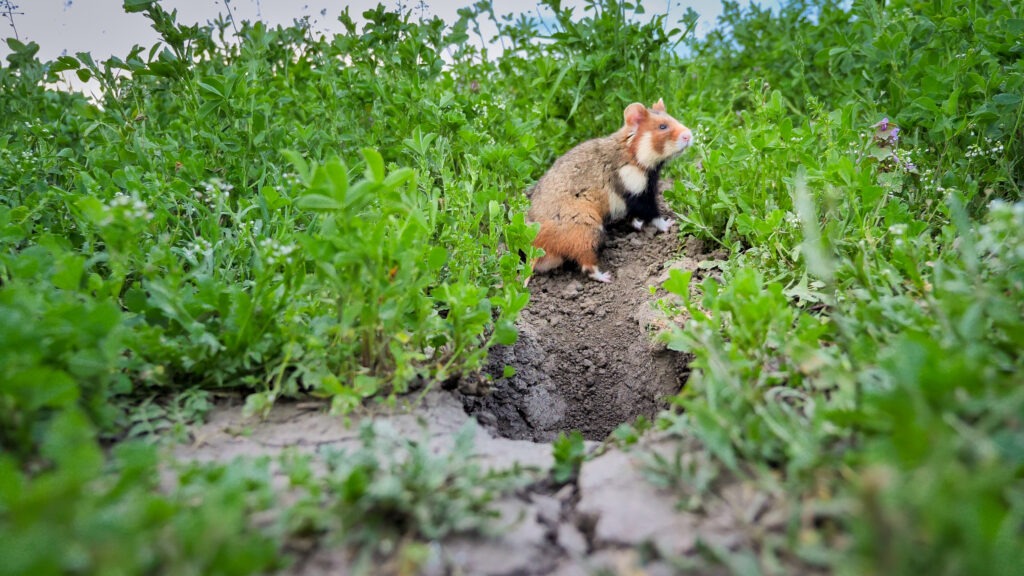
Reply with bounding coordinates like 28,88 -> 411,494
623,102 -> 648,131
652,98 -> 666,113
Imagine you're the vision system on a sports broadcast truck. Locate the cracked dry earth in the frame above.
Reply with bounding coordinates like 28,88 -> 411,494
174,224 -> 787,575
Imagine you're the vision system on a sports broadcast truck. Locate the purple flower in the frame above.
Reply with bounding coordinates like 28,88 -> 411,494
879,117 -> 889,131
890,126 -> 900,143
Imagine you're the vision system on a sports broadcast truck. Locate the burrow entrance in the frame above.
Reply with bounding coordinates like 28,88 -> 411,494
462,223 -> 707,443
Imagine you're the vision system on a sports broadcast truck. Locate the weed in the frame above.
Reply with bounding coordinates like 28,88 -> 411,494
655,0 -> 1024,572
552,430 -> 587,484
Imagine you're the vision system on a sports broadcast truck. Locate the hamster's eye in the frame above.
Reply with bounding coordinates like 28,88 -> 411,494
659,123 -> 668,130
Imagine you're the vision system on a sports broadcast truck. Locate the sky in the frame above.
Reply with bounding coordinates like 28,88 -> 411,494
1,1 -> 740,65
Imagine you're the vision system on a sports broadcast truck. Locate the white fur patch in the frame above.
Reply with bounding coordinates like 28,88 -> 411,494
617,164 -> 647,196
635,132 -> 662,169
652,216 -> 673,233
607,191 -> 627,221
532,254 -> 564,273
631,218 -> 644,230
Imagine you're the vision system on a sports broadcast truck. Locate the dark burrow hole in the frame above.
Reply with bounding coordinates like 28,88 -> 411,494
458,264 -> 691,443
458,221 -> 705,443
460,334 -> 689,443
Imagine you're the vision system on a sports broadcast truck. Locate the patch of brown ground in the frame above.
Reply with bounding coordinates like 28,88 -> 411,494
463,222 -> 704,442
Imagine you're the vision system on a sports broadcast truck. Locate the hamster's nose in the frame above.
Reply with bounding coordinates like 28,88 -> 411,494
679,126 -> 693,148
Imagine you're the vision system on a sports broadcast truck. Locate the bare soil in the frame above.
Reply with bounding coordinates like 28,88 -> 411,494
463,220 -> 701,442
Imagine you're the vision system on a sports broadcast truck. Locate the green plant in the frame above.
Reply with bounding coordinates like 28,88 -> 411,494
654,3 -> 1023,572
0,247 -> 128,463
0,411 -> 284,576
552,430 -> 586,484
320,421 -> 525,552
610,415 -> 652,447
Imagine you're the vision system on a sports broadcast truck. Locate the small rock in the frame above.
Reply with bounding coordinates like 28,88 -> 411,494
683,235 -> 705,256
576,448 -> 698,556
584,549 -> 646,575
523,386 -> 566,430
442,497 -> 552,575
550,559 -> 589,576
530,493 -> 562,526
474,410 -> 497,428
562,280 -> 583,299
557,522 -> 588,556
654,257 -> 699,284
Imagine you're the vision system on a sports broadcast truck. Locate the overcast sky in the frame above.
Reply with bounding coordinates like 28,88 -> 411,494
1,0 -> 743,64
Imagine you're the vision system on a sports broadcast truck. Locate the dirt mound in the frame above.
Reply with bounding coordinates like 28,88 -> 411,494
463,222 -> 702,442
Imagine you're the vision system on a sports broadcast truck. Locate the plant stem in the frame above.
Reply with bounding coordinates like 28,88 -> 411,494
2,1 -> 20,40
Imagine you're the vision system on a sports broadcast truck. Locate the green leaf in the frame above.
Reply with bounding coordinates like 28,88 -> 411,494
362,148 -> 385,183
10,368 -> 80,410
992,93 -> 1021,106
383,167 -> 415,190
50,55 -> 81,73
345,180 -> 376,212
196,81 -> 224,99
488,200 -> 502,223
52,253 -> 85,291
663,268 -> 692,298
323,157 -> 350,200
492,320 -> 518,346
353,374 -> 379,397
296,194 -> 343,212
123,0 -> 155,13
123,286 -> 148,313
427,246 -> 448,270
74,51 -> 96,70
41,409 -> 102,476
76,196 -> 108,226
281,149 -> 311,184
552,430 -> 585,484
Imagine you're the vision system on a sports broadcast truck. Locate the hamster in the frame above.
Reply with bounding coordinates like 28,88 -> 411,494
526,99 -> 693,282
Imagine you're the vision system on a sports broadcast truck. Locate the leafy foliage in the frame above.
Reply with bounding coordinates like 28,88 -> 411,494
1,0 -> 1022,573
1,1 -> 539,462
0,412 -> 283,576
656,0 -> 1024,573
320,422 -> 525,549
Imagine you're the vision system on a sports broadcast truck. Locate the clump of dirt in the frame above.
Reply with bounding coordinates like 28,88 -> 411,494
463,222 -> 705,442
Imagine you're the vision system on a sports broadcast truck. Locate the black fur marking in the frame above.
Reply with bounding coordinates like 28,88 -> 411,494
624,163 -> 663,223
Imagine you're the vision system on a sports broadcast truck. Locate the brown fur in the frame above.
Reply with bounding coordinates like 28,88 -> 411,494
527,99 -> 692,282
